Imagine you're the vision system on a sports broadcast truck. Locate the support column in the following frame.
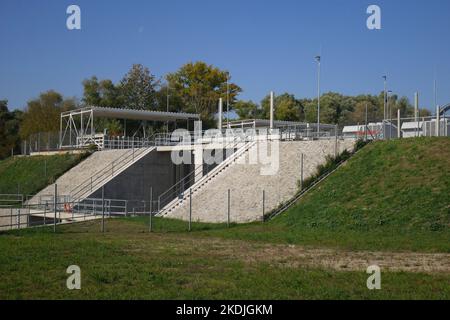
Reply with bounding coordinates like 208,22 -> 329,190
397,109 -> 401,138
194,120 -> 203,183
218,98 -> 223,130
270,91 -> 274,131
436,106 -> 440,137
414,92 -> 419,137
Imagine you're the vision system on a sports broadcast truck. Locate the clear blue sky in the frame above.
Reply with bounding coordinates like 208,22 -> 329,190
1,0 -> 449,111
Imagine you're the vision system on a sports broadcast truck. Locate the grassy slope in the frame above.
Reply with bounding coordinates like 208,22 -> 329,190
200,138 -> 450,252
0,153 -> 88,196
0,220 -> 448,300
1,138 -> 449,299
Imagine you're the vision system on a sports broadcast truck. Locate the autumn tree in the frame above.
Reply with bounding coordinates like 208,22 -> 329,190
166,61 -> 241,125
19,91 -> 77,139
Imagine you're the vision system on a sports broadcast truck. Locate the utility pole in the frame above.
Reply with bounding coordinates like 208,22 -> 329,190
383,75 -> 387,120
364,102 -> 368,141
315,55 -> 321,135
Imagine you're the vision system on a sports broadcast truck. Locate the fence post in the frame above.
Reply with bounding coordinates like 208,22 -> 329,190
335,125 -> 338,157
44,202 -> 47,225
101,186 -> 105,233
262,190 -> 265,222
54,184 -> 57,233
149,187 -> 153,233
227,189 -> 230,227
18,209 -> 21,229
125,200 -> 128,217
10,208 -> 13,230
188,188 -> 192,232
300,153 -> 304,190
397,109 -> 401,138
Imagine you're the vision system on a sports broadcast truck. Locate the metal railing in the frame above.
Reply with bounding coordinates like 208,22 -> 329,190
69,146 -> 156,202
157,138 -> 257,216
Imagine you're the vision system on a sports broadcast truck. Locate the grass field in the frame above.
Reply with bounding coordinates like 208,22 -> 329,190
198,137 -> 450,253
0,219 -> 449,300
0,137 -> 449,299
0,153 -> 88,196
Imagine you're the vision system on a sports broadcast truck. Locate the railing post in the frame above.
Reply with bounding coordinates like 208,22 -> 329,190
188,188 -> 192,232
17,209 -> 21,229
300,153 -> 304,190
53,184 -> 57,233
149,187 -> 153,233
101,186 -> 105,233
227,189 -> 230,227
262,190 -> 265,222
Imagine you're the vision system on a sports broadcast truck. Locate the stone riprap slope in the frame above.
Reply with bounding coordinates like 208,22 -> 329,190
164,139 -> 355,223
28,149 -> 130,204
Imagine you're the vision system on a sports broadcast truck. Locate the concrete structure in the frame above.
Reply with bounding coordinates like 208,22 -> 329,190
159,139 -> 355,223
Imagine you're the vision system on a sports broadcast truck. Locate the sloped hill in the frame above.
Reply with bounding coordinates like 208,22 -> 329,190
204,138 -> 450,252
0,153 -> 88,197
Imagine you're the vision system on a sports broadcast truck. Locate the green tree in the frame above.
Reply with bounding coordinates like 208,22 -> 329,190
82,76 -> 122,108
234,100 -> 259,120
166,61 -> 242,125
260,93 -> 304,122
119,64 -> 159,110
0,100 -> 22,159
19,91 -> 77,139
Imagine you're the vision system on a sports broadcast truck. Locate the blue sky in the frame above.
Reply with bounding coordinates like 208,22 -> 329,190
1,0 -> 449,111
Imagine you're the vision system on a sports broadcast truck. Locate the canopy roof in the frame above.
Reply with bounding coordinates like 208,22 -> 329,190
62,106 -> 200,122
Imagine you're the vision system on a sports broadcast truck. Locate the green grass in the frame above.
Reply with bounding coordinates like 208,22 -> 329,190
1,138 -> 449,299
0,153 -> 89,197
0,220 -> 448,300
194,138 -> 450,253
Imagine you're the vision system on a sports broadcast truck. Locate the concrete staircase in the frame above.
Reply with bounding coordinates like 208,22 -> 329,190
29,147 -> 155,204
157,141 -> 257,217
160,139 -> 355,223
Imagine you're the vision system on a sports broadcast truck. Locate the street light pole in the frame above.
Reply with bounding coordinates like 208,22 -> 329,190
315,55 -> 321,135
383,75 -> 387,120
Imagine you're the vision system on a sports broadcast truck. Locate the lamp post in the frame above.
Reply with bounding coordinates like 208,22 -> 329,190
382,75 -> 387,120
166,84 -> 170,132
387,90 -> 393,139
315,55 -> 321,135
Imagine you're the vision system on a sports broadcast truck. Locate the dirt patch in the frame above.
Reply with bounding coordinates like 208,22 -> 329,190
130,235 -> 450,274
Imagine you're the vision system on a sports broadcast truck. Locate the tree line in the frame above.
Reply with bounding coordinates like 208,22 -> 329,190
0,61 -> 431,160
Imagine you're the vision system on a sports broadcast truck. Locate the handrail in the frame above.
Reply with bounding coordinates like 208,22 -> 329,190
157,138 -> 257,216
266,141 -> 370,221
156,135 -> 245,210
70,146 -> 155,201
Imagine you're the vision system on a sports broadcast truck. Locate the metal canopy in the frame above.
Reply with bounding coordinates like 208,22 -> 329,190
60,106 -> 200,149
62,106 -> 200,122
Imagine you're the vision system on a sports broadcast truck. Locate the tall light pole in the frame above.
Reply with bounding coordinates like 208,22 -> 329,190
315,55 -> 321,135
387,90 -> 393,139
382,75 -> 387,120
226,73 -> 230,128
166,84 -> 170,132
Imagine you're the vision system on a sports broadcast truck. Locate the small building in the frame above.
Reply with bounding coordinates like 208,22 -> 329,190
342,122 -> 397,140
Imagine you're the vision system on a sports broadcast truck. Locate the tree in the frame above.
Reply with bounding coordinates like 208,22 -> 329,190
82,76 -> 122,108
19,91 -> 77,139
0,100 -> 22,159
261,93 -> 304,122
234,100 -> 259,120
166,61 -> 242,125
119,64 -> 159,110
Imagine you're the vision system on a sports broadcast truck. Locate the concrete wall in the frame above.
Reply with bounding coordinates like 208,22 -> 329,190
90,150 -> 193,211
164,139 -> 355,223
